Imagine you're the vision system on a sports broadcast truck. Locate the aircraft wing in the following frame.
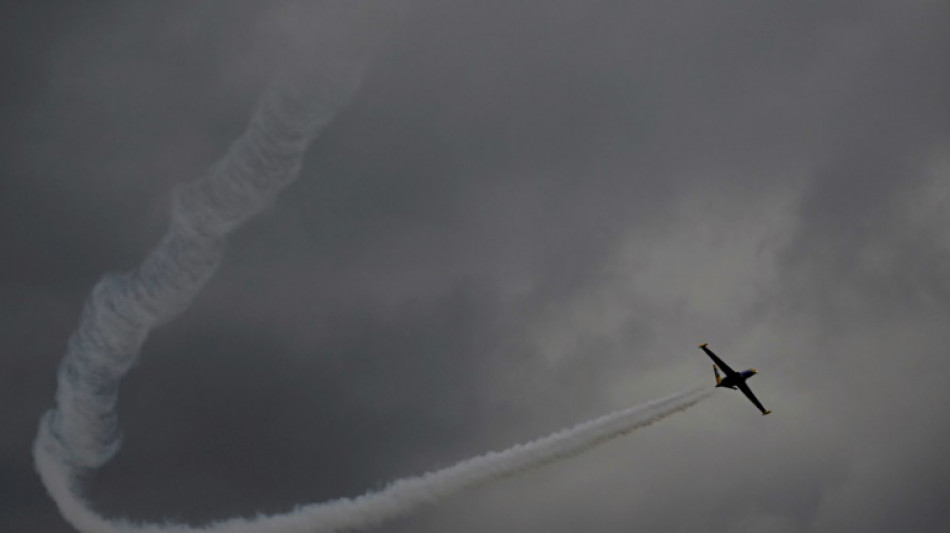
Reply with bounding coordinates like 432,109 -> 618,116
699,343 -> 736,376
737,382 -> 771,415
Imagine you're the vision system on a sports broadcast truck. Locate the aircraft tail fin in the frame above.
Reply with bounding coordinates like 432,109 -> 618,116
713,364 -> 722,385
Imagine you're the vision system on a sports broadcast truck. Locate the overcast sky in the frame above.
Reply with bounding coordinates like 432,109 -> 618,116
3,1 -> 950,532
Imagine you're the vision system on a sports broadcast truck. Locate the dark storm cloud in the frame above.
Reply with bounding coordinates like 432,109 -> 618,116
3,1 -> 950,532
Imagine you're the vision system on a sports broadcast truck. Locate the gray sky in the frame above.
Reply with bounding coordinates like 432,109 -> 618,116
3,1 -> 950,531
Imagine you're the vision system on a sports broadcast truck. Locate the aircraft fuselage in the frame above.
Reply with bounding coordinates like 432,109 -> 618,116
716,368 -> 758,390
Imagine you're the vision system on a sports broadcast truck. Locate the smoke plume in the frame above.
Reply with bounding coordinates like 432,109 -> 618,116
34,51 -> 709,533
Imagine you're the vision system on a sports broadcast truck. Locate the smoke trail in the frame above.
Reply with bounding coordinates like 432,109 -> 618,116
32,42 -> 709,533
37,385 -> 709,533
33,64 -> 362,532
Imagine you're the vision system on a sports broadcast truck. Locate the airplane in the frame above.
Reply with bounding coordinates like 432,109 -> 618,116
699,343 -> 772,415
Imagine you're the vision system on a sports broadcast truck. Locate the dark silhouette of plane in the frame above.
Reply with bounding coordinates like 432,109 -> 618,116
699,343 -> 772,415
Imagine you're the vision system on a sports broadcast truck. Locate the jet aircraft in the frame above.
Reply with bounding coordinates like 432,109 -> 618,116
699,343 -> 772,415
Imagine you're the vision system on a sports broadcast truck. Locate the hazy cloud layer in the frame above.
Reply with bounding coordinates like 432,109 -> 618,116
3,1 -> 949,532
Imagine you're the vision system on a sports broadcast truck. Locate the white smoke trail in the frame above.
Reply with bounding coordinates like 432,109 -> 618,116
32,45 -> 710,533
32,64 -> 362,532
37,385 -> 710,533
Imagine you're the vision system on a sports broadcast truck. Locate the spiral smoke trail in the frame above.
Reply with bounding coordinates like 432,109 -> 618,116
32,53 -> 710,533
32,63 -> 362,532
